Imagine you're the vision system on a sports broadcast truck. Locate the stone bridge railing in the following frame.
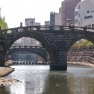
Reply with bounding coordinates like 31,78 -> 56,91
1,25 -> 93,36
10,46 -> 43,49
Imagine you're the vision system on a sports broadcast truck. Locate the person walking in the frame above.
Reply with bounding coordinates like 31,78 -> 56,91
8,55 -> 11,60
69,20 -> 72,29
30,21 -> 33,30
20,22 -> 23,32
16,56 -> 18,63
69,20 -> 72,26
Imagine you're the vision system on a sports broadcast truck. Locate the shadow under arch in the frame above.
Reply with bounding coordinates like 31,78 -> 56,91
7,31 -> 57,64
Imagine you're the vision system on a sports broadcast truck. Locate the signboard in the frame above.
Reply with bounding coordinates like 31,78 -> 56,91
84,15 -> 92,19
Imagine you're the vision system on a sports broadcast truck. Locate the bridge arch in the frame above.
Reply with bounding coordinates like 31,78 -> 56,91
8,46 -> 47,62
67,30 -> 94,64
6,31 -> 57,64
68,31 -> 94,50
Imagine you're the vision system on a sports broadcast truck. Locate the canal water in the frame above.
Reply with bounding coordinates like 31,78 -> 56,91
0,65 -> 94,94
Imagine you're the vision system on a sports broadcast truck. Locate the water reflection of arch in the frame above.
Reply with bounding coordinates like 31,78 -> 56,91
8,46 -> 47,62
42,72 -> 73,94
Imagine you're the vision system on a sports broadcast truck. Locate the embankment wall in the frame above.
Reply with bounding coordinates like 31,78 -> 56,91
67,47 -> 94,64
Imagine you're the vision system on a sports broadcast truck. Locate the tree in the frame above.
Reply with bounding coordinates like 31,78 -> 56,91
0,8 -> 8,30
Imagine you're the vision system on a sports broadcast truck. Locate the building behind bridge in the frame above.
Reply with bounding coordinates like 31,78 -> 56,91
50,12 -> 61,26
45,21 -> 50,30
61,0 -> 81,26
75,0 -> 94,28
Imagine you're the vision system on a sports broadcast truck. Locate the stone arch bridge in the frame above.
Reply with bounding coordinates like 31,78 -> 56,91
0,25 -> 94,70
7,46 -> 47,62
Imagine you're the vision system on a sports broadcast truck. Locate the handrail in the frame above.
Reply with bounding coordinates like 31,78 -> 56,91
1,25 -> 94,31
1,25 -> 94,36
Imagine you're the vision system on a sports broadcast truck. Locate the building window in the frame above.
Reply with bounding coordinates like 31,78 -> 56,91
78,5 -> 80,9
92,24 -> 94,29
75,19 -> 78,24
78,21 -> 80,25
85,25 -> 87,27
63,10 -> 65,13
75,11 -> 78,16
78,13 -> 80,17
87,11 -> 89,13
88,25 -> 91,28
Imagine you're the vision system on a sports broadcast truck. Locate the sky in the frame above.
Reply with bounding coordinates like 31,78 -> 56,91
0,0 -> 64,28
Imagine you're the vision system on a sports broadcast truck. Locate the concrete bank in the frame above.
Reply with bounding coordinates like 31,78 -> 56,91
5,60 -> 13,67
67,47 -> 94,64
67,61 -> 94,68
0,60 -> 20,86
0,67 -> 14,77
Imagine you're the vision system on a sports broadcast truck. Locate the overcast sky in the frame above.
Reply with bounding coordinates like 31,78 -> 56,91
0,0 -> 64,28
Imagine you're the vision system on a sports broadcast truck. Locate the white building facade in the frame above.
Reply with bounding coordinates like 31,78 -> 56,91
45,21 -> 50,30
50,12 -> 61,25
75,0 -> 94,28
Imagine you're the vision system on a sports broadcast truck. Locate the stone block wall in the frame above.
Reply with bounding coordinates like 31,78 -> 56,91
67,47 -> 94,64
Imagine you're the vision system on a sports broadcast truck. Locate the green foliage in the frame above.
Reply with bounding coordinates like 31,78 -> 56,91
71,39 -> 93,48
0,8 -> 8,30
6,50 -> 9,55
50,40 -> 53,43
47,52 -> 49,58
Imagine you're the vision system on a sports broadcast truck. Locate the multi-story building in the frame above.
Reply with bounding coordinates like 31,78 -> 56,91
45,21 -> 50,30
61,0 -> 81,25
35,22 -> 40,26
50,12 -> 61,26
25,18 -> 35,26
75,0 -> 94,28
45,21 -> 50,25
16,18 -> 41,46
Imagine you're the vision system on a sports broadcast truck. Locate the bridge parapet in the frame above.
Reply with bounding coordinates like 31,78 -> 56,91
11,46 -> 43,49
1,25 -> 94,37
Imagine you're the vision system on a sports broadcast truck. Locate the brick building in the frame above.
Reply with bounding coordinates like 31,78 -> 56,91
61,0 -> 81,25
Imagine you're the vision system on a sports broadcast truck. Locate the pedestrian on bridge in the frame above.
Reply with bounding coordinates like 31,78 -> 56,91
20,22 -> 23,32
69,21 -> 72,26
67,19 -> 72,29
30,21 -> 33,30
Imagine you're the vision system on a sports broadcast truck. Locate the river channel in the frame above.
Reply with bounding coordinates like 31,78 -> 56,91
0,65 -> 94,94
